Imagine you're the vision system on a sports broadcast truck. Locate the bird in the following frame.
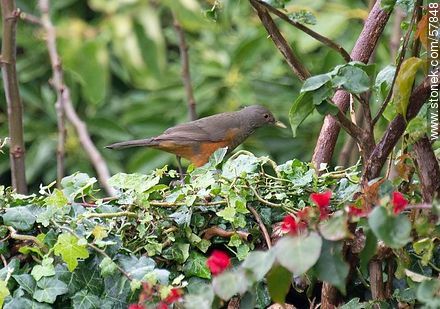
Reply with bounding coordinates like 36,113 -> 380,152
106,105 -> 286,169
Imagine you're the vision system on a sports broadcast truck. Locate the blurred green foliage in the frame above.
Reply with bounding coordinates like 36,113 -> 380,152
0,0 -> 395,190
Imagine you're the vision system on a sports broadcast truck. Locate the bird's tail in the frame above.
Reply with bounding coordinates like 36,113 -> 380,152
105,138 -> 156,149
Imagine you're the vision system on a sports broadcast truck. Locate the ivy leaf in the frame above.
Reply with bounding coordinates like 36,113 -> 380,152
267,265 -> 291,304
2,206 -> 36,231
416,279 -> 440,307
183,251 -> 211,279
99,257 -> 118,277
222,155 -> 259,180
289,92 -> 314,137
44,189 -> 68,208
368,206 -> 412,249
72,290 -> 102,309
107,173 -> 159,192
91,226 -> 108,241
118,255 -> 156,280
393,57 -> 424,119
216,207 -> 236,222
33,277 -> 68,304
31,257 -> 56,281
315,100 -> 339,116
413,238 -> 434,266
61,173 -> 97,201
275,232 -> 322,275
0,280 -> 10,307
13,274 -> 36,295
319,212 -> 351,241
241,250 -> 276,281
53,234 -> 90,272
212,269 -> 249,300
315,240 -> 349,294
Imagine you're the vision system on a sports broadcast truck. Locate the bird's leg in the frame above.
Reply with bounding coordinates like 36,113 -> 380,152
176,156 -> 185,181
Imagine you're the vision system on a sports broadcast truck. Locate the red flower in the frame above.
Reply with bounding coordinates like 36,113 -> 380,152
164,288 -> 183,304
157,302 -> 168,309
206,250 -> 230,275
128,304 -> 145,309
348,205 -> 366,217
311,191 -> 332,221
296,207 -> 311,221
281,215 -> 299,235
392,191 -> 408,214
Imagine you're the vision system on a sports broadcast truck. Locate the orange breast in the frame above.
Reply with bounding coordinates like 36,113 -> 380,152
153,128 -> 241,167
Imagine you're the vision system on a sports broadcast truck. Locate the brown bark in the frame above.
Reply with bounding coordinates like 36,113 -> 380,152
413,136 -> 440,202
312,1 -> 391,167
363,77 -> 431,181
1,0 -> 27,194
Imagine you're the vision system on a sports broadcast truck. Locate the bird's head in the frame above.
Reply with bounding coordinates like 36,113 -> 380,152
241,105 -> 286,129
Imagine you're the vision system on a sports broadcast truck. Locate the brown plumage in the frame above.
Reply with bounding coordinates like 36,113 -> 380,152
106,105 -> 286,167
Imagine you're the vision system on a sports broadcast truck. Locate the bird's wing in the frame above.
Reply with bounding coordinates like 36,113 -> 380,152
158,113 -> 241,142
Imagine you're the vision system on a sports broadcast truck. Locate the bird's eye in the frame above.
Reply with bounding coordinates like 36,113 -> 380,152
263,114 -> 269,119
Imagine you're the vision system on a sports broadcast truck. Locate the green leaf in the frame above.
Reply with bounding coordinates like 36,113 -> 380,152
118,255 -> 156,281
53,234 -> 90,272
99,257 -> 118,277
416,279 -> 440,307
216,207 -> 236,222
301,74 -> 331,92
332,65 -> 370,94
183,251 -> 211,279
61,173 -> 96,202
212,269 -> 249,301
289,92 -> 314,137
222,154 -> 259,179
413,238 -> 434,266
2,206 -> 36,231
318,212 -> 351,241
72,290 -> 102,309
44,189 -> 68,208
393,57 -> 424,119
31,257 -> 56,281
275,232 -> 322,275
267,265 -> 291,304
4,297 -> 51,309
315,100 -> 339,116
108,173 -> 160,192
33,277 -> 68,304
184,284 -> 214,309
368,206 -> 412,249
315,240 -> 349,294
241,250 -> 276,281
374,65 -> 396,101
13,274 -> 36,295
312,84 -> 333,106
0,280 -> 10,307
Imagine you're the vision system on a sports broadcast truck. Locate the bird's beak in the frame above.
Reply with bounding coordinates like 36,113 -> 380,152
274,120 -> 287,128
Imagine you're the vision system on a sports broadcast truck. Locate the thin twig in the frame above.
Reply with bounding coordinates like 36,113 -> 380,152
80,211 -> 137,220
251,0 -> 351,62
248,205 -> 272,249
38,0 -> 66,186
1,1 -> 27,194
201,227 -> 251,241
248,185 -> 282,207
7,226 -> 45,248
172,11 -> 197,121
372,5 -> 418,125
37,0 -> 115,195
18,10 -> 42,25
249,0 -> 310,80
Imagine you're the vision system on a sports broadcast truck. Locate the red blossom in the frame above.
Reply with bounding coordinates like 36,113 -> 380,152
348,205 -> 367,217
296,207 -> 311,221
280,215 -> 299,235
206,250 -> 230,275
164,288 -> 183,304
157,302 -> 168,309
128,304 -> 145,309
311,191 -> 332,221
392,191 -> 408,214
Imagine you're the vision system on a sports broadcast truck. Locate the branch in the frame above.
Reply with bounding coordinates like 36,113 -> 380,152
312,1 -> 392,167
17,10 -> 42,26
252,0 -> 351,62
248,205 -> 272,249
38,0 -> 65,186
7,226 -> 45,248
249,0 -> 310,80
372,5 -> 418,125
172,12 -> 197,121
363,76 -> 432,181
36,0 -> 115,195
201,227 -> 252,242
1,0 -> 27,194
